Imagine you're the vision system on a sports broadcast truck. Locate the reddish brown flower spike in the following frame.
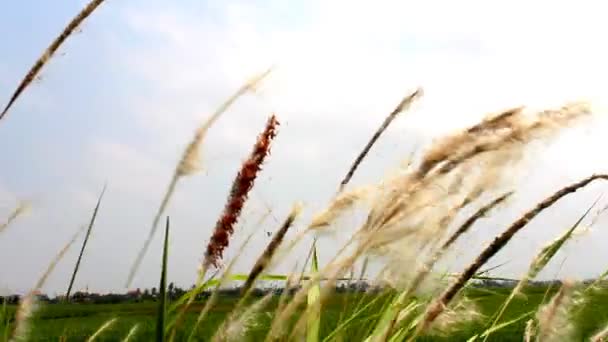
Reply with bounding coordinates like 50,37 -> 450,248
203,114 -> 279,268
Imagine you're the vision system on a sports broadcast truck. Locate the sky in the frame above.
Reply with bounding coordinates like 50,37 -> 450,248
2,0 -> 608,295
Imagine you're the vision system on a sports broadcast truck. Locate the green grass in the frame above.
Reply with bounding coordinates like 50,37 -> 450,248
3,286 -> 608,341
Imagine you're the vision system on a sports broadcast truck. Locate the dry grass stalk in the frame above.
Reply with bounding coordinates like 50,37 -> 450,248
440,192 -> 513,251
126,68 -> 272,287
11,227 -> 83,341
242,203 -> 302,295
203,114 -> 279,269
0,202 -> 29,235
415,174 -> 608,335
0,0 -> 106,121
339,88 -> 423,192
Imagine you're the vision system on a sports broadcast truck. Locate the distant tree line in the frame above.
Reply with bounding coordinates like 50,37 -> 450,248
1,278 -> 605,305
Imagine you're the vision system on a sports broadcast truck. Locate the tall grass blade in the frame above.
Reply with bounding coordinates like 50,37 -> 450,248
156,217 -> 170,342
307,242 -> 321,342
66,184 -> 106,300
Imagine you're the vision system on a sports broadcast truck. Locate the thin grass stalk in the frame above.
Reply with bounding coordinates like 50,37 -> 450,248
11,227 -> 83,341
122,324 -> 140,342
0,202 -> 28,235
126,69 -> 273,287
482,198 -> 597,342
156,217 -> 170,342
86,317 -> 117,342
338,88 -> 423,191
412,174 -> 608,339
241,203 -> 301,295
0,0 -> 106,120
66,184 -> 106,300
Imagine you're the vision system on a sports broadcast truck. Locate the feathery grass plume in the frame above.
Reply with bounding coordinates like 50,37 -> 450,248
203,114 -> 279,269
413,174 -> 608,337
86,317 -> 117,342
0,0 -> 106,121
0,202 -> 29,235
591,323 -> 608,342
309,187 -> 369,230
425,102 -> 591,180
157,217 -> 170,342
213,293 -> 273,342
536,280 -> 576,342
66,184 -> 106,300
339,88 -> 423,192
241,203 -> 302,295
122,324 -> 140,342
11,227 -> 83,341
126,68 -> 273,287
428,297 -> 483,336
482,197 -> 598,342
374,192 -> 512,340
415,106 -> 524,178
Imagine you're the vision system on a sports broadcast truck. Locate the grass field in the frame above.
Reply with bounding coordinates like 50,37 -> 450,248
4,2 -> 608,341
3,286 -> 608,341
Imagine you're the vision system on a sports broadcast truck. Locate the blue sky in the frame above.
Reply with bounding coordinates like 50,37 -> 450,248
2,0 -> 608,295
